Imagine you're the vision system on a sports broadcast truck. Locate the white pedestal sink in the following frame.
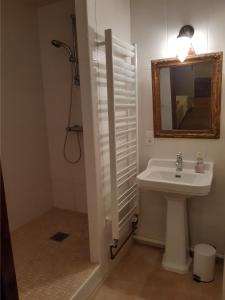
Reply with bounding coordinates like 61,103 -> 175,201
137,158 -> 213,274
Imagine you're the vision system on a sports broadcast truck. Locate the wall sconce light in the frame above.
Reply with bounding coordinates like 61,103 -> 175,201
176,25 -> 195,62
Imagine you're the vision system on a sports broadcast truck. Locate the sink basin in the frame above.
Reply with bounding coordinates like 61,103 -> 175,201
137,159 -> 213,196
137,158 -> 214,274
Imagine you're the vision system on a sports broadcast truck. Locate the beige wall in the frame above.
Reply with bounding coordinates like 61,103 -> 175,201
38,0 -> 87,213
2,0 -> 53,230
131,0 -> 225,255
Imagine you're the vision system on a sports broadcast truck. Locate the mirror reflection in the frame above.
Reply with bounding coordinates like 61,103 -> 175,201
160,62 -> 213,130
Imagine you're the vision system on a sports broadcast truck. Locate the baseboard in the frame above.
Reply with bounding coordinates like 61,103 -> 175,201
134,235 -> 165,249
134,234 -> 224,260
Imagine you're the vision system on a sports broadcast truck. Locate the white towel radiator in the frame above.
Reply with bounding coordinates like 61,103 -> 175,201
104,29 -> 138,244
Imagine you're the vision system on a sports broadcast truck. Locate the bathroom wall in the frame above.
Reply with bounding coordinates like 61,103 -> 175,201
87,0 -> 131,41
38,0 -> 87,213
1,0 -> 53,230
131,0 -> 225,254
84,0 -> 131,262
88,0 -> 131,215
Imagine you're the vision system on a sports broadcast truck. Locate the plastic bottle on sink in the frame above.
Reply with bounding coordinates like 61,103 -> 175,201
195,152 -> 205,173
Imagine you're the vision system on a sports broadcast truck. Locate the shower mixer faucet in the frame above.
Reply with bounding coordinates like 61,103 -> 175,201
66,125 -> 83,133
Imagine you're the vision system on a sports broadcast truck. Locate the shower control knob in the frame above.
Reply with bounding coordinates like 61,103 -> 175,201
66,125 -> 83,133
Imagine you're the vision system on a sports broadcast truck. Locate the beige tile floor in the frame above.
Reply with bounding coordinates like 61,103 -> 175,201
11,208 -> 97,300
91,243 -> 223,300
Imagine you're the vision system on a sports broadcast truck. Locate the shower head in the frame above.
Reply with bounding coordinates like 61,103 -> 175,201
51,40 -> 74,61
51,39 -> 63,48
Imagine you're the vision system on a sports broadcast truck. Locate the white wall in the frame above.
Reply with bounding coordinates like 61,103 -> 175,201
131,0 -> 225,255
1,0 -> 53,230
38,0 -> 87,213
83,0 -> 131,263
87,0 -> 131,41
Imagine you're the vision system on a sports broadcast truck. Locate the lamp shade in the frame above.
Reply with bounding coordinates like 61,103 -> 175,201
176,25 -> 195,62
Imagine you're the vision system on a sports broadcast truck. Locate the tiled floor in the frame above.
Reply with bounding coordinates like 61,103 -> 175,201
11,208 -> 97,300
91,243 -> 223,300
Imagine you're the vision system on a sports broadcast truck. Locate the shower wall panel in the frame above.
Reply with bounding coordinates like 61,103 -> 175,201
2,0 -> 53,230
86,0 -> 131,262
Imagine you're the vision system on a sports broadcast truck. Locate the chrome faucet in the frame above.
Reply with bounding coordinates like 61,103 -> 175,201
176,152 -> 183,172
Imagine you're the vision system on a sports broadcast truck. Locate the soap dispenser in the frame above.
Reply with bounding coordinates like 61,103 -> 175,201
195,152 -> 205,173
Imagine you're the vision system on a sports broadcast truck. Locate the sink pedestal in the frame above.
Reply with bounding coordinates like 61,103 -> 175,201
162,194 -> 192,274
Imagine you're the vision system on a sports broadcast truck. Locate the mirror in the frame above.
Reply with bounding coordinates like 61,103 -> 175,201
152,52 -> 223,138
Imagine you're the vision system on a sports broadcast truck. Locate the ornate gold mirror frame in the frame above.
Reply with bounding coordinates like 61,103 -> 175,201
152,52 -> 223,138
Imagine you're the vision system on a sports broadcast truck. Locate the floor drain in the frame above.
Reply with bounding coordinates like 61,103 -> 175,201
50,232 -> 69,242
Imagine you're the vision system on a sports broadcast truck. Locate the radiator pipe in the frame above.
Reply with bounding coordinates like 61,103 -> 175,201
110,215 -> 138,260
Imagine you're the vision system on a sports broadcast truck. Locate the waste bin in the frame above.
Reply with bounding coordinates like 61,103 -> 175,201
193,244 -> 216,282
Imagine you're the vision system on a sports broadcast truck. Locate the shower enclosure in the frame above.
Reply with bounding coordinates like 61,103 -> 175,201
2,0 -> 96,299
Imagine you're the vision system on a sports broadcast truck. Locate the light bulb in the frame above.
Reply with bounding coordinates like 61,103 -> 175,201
176,36 -> 191,62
